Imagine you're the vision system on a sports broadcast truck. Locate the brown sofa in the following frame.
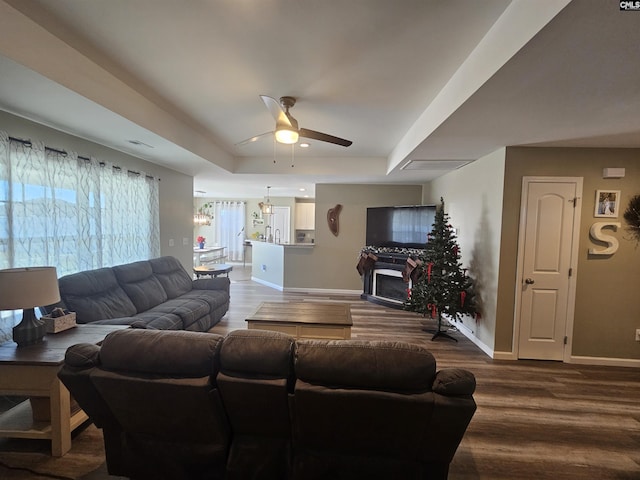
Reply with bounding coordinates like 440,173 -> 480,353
58,328 -> 476,480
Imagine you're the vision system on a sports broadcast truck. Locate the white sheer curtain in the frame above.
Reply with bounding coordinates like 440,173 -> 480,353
0,131 -> 160,276
211,201 -> 245,262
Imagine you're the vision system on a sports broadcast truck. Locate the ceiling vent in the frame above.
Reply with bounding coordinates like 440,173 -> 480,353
400,159 -> 471,171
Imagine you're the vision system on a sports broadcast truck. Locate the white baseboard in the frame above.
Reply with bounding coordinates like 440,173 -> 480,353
284,287 -> 362,296
569,355 -> 640,368
477,350 -> 639,366
492,350 -> 518,360
473,348 -> 639,367
250,277 -> 283,291
251,281 -> 361,296
453,322 -> 496,358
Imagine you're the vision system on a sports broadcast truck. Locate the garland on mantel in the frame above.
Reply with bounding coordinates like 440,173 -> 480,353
360,246 -> 424,257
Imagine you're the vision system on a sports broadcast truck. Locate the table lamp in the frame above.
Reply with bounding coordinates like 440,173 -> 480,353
0,266 -> 61,347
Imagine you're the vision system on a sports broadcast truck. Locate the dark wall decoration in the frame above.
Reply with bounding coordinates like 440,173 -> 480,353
327,204 -> 342,237
623,194 -> 640,246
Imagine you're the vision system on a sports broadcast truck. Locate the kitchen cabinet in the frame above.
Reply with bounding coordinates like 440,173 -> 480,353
295,203 -> 315,230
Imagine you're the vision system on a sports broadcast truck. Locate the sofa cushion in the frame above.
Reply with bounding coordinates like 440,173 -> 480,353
149,256 -> 193,299
99,329 -> 224,377
144,297 -> 211,330
86,317 -> 139,326
221,330 -> 295,378
58,268 -> 137,323
131,311 -> 183,330
217,329 -> 295,474
295,340 -> 437,391
112,260 -> 168,312
90,329 -> 230,478
180,288 -> 230,313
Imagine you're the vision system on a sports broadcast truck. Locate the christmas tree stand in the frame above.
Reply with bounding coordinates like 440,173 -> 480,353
425,313 -> 458,342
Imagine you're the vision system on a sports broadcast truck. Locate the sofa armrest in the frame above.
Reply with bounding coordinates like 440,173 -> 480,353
58,344 -> 115,429
432,368 -> 476,396
58,343 -> 126,474
193,276 -> 230,293
64,343 -> 101,369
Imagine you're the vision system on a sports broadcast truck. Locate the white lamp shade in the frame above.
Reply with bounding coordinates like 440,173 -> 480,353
275,127 -> 299,144
0,266 -> 61,310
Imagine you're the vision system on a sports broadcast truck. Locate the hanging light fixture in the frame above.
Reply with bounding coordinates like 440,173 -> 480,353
194,211 -> 211,226
261,186 -> 274,215
193,193 -> 213,225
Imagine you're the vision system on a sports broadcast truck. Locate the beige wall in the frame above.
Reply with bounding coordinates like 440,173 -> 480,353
252,242 -> 285,288
424,149 -> 506,350
0,110 -> 195,271
428,146 -> 640,361
284,184 -> 423,290
498,147 -> 640,360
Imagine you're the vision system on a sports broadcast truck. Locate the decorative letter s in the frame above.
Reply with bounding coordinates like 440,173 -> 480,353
588,222 -> 621,255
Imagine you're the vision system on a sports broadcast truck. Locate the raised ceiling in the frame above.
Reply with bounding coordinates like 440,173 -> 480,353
0,0 -> 638,198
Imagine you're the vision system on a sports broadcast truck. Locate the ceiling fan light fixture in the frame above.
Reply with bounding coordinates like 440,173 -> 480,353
275,127 -> 299,144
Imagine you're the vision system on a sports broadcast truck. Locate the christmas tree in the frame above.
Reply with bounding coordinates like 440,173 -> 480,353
404,198 -> 476,341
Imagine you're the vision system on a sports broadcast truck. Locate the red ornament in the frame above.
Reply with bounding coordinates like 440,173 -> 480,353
427,303 -> 437,318
427,262 -> 433,282
460,291 -> 466,307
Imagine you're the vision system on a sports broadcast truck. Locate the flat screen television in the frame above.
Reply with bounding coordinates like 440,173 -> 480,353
366,205 -> 436,249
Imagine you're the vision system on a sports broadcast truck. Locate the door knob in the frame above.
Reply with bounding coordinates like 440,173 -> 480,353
525,278 -> 535,284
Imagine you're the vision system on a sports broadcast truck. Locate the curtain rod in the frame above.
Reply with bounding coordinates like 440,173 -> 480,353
8,135 -> 157,181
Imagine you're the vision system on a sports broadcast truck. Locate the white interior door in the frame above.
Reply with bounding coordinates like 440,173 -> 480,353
516,177 -> 582,361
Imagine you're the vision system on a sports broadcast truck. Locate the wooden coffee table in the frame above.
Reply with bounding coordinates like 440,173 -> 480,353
246,302 -> 352,340
0,324 -> 127,456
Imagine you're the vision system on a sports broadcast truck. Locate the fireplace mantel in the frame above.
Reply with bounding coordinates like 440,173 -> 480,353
357,247 -> 422,309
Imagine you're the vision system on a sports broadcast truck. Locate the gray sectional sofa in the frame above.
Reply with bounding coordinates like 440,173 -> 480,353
53,256 -> 229,331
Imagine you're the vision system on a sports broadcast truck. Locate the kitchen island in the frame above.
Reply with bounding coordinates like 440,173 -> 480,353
250,241 -> 314,291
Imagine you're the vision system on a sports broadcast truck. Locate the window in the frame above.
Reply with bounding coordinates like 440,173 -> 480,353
0,132 -> 160,275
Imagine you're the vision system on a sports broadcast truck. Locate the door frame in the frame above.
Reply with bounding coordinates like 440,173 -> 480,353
512,176 -> 583,363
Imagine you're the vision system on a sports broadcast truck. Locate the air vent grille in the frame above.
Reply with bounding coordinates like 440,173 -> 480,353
401,159 -> 471,171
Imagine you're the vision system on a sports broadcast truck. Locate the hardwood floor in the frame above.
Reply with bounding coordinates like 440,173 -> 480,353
212,266 -> 640,480
1,264 -> 638,479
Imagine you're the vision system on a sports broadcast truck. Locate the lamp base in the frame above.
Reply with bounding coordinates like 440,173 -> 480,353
13,308 -> 46,347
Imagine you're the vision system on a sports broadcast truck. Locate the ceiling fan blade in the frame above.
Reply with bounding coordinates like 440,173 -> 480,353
299,128 -> 352,147
260,95 -> 292,128
235,131 -> 273,146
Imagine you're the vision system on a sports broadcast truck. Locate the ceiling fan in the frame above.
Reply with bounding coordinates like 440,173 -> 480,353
236,95 -> 352,147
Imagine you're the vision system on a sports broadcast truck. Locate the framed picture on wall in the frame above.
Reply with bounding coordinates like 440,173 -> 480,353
594,190 -> 620,218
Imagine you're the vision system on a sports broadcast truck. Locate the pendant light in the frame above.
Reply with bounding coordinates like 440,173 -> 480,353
261,186 -> 273,215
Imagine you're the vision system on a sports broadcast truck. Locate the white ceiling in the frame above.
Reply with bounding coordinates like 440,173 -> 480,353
0,0 -> 638,199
